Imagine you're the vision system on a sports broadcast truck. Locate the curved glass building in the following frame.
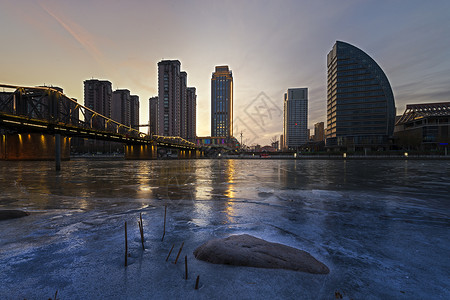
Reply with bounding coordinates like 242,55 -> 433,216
326,41 -> 396,151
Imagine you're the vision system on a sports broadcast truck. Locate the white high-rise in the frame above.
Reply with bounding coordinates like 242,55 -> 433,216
283,88 -> 308,149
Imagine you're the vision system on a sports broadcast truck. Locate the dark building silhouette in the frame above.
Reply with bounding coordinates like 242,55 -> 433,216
84,79 -> 112,129
112,90 -> 139,129
158,60 -> 181,137
112,89 -> 131,126
148,96 -> 158,135
157,60 -> 196,140
326,41 -> 396,151
82,79 -> 114,153
180,71 -> 188,139
186,87 -> 197,142
130,95 -> 139,129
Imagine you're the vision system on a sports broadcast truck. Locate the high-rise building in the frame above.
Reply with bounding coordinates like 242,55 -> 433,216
326,41 -> 396,151
211,66 -> 233,137
158,60 -> 181,136
314,122 -> 325,142
186,87 -> 197,142
84,79 -> 112,129
179,71 -> 187,139
112,89 -> 131,126
130,95 -> 139,129
148,96 -> 158,136
156,60 -> 196,140
283,88 -> 308,149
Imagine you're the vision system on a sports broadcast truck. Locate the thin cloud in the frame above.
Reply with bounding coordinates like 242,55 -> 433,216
38,2 -> 103,65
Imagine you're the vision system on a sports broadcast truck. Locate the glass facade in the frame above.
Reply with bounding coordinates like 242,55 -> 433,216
211,66 -> 233,137
283,88 -> 308,149
326,41 -> 395,150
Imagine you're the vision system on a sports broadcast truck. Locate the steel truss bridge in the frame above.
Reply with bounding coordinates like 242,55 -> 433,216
0,84 -> 197,152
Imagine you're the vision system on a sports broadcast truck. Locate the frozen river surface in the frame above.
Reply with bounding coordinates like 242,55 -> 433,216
0,159 -> 449,299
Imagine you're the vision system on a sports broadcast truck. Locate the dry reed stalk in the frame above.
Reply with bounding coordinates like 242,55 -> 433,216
165,244 -> 175,262
161,205 -> 167,241
185,255 -> 188,280
174,242 -> 184,264
195,275 -> 200,290
125,221 -> 128,267
139,213 -> 145,250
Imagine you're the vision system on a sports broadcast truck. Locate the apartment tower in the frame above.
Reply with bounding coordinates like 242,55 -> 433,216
158,60 -> 181,136
83,79 -> 112,129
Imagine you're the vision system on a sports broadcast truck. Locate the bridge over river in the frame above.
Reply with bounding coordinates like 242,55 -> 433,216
0,84 -> 201,166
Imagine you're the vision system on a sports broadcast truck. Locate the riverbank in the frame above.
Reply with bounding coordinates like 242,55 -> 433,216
222,154 -> 450,160
69,153 -> 450,160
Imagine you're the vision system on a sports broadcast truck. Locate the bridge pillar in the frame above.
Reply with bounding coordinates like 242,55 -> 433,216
124,143 -> 157,160
55,134 -> 61,171
178,149 -> 193,159
0,133 -> 70,160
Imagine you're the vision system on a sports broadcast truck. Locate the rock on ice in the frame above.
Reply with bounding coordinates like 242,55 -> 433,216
193,234 -> 329,274
0,210 -> 29,221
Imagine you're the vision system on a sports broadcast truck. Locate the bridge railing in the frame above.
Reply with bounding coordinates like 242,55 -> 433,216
0,84 -> 144,137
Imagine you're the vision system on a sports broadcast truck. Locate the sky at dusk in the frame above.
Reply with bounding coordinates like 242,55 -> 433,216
1,0 -> 449,145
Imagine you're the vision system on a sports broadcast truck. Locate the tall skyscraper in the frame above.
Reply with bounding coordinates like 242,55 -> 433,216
84,79 -> 112,129
148,96 -> 158,136
158,60 -> 181,137
186,87 -> 197,142
326,41 -> 395,151
283,88 -> 308,149
179,71 -> 187,139
211,66 -> 233,137
156,60 -> 196,140
130,95 -> 139,129
112,89 -> 131,126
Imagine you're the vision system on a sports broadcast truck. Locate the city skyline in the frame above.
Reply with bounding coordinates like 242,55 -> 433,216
1,1 -> 450,145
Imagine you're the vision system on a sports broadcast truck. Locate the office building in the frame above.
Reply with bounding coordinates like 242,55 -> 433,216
283,88 -> 308,149
211,66 -> 233,137
186,87 -> 197,142
326,41 -> 396,151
